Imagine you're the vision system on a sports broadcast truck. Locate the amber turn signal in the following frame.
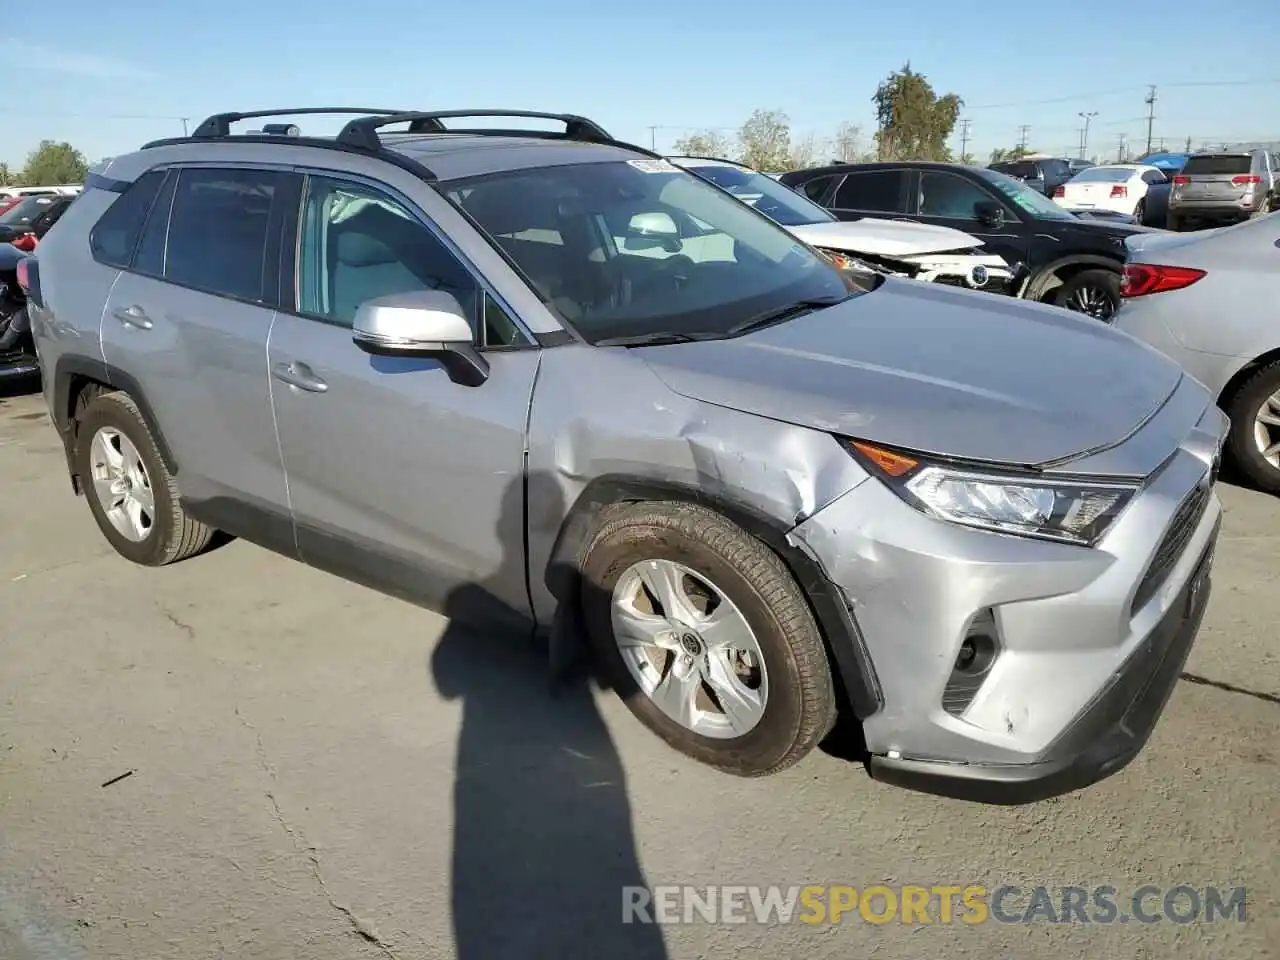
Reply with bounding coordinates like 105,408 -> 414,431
849,440 -> 919,478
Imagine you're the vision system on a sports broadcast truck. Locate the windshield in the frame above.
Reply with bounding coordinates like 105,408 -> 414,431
0,195 -> 57,226
1069,167 -> 1134,183
681,163 -> 835,227
972,168 -> 1077,221
445,159 -> 859,344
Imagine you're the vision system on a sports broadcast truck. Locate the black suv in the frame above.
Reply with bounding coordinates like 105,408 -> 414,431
779,161 -> 1152,320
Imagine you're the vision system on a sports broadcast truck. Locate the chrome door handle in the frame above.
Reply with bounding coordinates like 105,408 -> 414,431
112,305 -> 152,330
272,361 -> 328,393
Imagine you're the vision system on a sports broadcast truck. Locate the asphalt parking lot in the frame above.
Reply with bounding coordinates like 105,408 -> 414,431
1,385 -> 1277,960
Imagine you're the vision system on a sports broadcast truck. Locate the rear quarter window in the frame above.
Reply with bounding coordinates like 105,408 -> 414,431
1181,155 -> 1252,176
89,170 -> 167,268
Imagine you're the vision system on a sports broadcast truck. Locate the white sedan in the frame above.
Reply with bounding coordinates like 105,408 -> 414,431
1052,163 -> 1164,220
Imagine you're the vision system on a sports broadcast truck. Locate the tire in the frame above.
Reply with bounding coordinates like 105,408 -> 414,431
1225,360 -> 1280,495
1166,212 -> 1183,232
1133,200 -> 1146,225
579,501 -> 837,777
74,390 -> 215,565
1053,268 -> 1121,321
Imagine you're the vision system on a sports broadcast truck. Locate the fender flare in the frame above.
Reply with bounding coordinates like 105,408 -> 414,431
52,354 -> 178,479
544,474 -> 883,720
1024,253 -> 1123,302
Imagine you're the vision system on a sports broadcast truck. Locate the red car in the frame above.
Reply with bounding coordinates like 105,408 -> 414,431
0,194 -> 74,251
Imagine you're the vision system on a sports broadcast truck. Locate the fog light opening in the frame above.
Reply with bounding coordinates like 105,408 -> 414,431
942,609 -> 1001,716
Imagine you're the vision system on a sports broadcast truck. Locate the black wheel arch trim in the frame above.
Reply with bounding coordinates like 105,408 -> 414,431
544,474 -> 884,719
1024,253 -> 1123,302
52,354 -> 179,481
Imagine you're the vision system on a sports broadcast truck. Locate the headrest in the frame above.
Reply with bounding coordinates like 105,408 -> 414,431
335,230 -> 397,267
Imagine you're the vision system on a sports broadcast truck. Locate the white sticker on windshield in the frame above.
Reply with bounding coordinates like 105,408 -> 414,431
627,159 -> 679,174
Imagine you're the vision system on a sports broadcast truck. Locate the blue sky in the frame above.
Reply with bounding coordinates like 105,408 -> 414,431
6,0 -> 1279,170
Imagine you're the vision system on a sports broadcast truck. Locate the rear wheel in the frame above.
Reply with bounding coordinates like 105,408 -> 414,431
1053,268 -> 1121,321
1226,361 -> 1280,495
579,501 -> 837,777
1133,199 -> 1146,224
74,391 -> 216,565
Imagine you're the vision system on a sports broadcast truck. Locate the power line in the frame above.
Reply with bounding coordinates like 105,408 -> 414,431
966,78 -> 1280,111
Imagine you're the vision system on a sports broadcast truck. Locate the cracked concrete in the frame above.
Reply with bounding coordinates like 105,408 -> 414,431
1,389 -> 1277,959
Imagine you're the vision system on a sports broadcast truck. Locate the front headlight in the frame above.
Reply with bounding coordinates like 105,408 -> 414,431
845,440 -> 1139,546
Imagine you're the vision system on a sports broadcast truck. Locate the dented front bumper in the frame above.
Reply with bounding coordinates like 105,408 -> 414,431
789,409 -> 1226,803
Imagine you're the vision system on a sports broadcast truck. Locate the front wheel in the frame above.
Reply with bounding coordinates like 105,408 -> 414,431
1053,268 -> 1121,322
579,501 -> 838,777
1133,199 -> 1146,225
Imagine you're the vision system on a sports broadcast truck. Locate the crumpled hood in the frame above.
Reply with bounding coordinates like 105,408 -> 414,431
790,218 -> 983,257
638,278 -> 1185,468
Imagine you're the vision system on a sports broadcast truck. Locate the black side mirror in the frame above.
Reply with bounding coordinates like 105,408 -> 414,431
974,201 -> 1005,228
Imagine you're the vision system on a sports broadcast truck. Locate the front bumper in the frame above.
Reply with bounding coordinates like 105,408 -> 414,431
790,385 -> 1227,802
868,527 -> 1215,803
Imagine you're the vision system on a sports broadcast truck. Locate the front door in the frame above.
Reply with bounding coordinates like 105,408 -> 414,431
911,169 -> 1030,276
267,172 -> 539,625
99,165 -> 294,528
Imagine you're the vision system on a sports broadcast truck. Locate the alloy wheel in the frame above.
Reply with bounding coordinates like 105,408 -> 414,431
1253,387 -> 1280,469
88,427 -> 155,542
1066,284 -> 1116,321
610,558 -> 768,739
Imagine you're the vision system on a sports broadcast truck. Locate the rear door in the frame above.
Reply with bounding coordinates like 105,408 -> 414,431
1177,153 -> 1255,202
99,164 -> 295,530
826,168 -> 912,222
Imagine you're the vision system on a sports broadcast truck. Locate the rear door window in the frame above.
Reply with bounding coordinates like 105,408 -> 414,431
832,170 -> 909,213
799,175 -> 839,204
1181,155 -> 1251,176
164,167 -> 286,303
89,169 -> 167,268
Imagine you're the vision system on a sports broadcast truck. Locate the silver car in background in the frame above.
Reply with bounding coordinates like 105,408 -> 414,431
24,107 -> 1227,804
1113,213 -> 1280,492
1166,150 -> 1278,231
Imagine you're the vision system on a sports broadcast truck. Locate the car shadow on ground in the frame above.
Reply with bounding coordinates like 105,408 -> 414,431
428,473 -> 669,960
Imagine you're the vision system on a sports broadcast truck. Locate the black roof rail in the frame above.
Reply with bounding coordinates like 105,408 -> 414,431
190,107 -> 409,139
336,110 -> 614,150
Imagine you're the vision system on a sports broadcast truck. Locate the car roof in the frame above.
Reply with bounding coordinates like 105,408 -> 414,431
380,133 -> 644,180
667,155 -> 751,170
785,160 -> 990,178
118,109 -> 656,184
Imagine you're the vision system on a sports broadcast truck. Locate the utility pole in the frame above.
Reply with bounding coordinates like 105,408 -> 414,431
180,117 -> 190,136
1078,111 -> 1098,160
1184,135 -> 1192,152
1017,124 -> 1030,156
647,126 -> 658,151
1117,133 -> 1127,162
958,118 -> 972,163
1143,85 -> 1157,155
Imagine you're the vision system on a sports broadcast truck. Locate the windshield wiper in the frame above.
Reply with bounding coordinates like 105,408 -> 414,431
726,296 -> 848,337
593,331 -> 721,347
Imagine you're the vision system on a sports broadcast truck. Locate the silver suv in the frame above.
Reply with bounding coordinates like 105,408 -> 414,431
23,107 -> 1228,803
1167,149 -> 1278,230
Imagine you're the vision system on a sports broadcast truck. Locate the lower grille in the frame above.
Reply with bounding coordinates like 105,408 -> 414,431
1131,479 -> 1210,615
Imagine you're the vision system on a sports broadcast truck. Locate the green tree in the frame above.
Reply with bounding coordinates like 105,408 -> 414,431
872,64 -> 962,161
671,129 -> 734,159
988,145 -> 1030,164
20,140 -> 89,186
0,162 -> 10,186
737,109 -> 792,172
